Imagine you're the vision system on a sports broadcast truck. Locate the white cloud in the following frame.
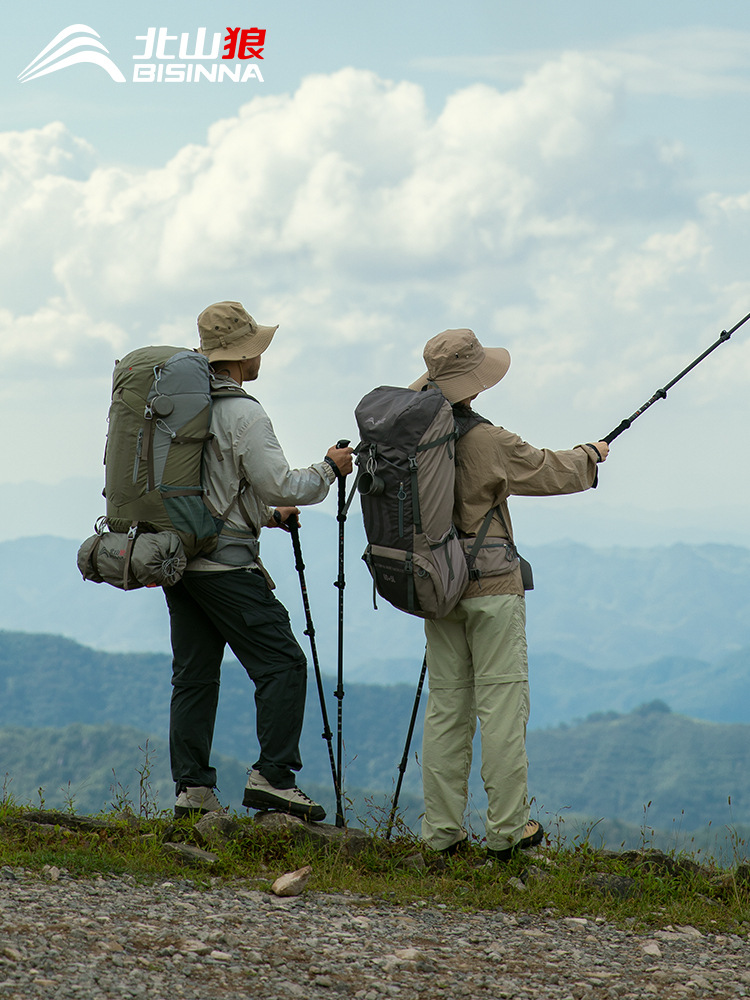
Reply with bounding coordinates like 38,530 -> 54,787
0,121 -> 95,182
0,58 -> 748,500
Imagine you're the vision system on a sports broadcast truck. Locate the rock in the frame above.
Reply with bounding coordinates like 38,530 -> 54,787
642,942 -> 662,958
177,938 -> 212,955
398,852 -> 426,870
617,849 -> 703,880
675,925 -> 703,939
161,842 -> 218,866
507,877 -> 527,892
253,812 -> 371,856
377,947 -> 433,975
252,811 -> 305,834
192,812 -> 244,847
272,865 -> 313,897
13,810 -> 119,832
585,873 -> 640,899
521,864 -> 551,884
394,948 -> 425,962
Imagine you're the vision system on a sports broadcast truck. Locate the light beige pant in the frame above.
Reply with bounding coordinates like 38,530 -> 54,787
421,594 -> 530,853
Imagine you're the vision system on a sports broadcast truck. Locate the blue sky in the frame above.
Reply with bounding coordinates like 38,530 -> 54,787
2,1 -> 750,547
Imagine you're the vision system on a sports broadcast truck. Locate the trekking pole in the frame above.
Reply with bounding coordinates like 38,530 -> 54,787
603,309 -> 750,444
385,649 -> 428,841
333,438 -> 350,829
288,516 -> 344,825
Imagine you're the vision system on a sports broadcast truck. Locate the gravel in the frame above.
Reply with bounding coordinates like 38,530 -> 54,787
1,865 -> 749,999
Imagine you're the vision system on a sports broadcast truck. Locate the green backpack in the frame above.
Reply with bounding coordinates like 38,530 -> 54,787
78,346 -> 247,589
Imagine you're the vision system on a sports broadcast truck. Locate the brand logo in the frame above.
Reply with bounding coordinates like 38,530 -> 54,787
18,24 -> 126,83
18,24 -> 266,85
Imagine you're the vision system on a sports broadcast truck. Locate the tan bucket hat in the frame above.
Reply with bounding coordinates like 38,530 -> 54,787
197,301 -> 279,363
409,329 -> 510,403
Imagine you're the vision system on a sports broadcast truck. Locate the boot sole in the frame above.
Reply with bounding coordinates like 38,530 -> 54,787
487,822 -> 544,861
243,788 -> 326,823
174,805 -> 222,819
174,807 -> 207,818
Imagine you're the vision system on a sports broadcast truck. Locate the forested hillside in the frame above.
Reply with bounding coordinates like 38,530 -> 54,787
3,631 -> 750,850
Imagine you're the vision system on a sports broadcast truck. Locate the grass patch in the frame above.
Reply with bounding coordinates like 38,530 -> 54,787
1,800 -> 749,935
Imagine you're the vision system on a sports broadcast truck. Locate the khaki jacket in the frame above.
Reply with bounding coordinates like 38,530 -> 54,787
455,422 -> 599,597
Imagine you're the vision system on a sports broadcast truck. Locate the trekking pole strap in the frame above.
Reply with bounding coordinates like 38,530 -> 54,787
342,441 -> 364,516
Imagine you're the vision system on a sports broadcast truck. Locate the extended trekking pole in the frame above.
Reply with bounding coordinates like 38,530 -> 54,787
288,516 -> 344,825
333,438 -> 350,829
385,649 -> 428,841
603,310 -> 750,444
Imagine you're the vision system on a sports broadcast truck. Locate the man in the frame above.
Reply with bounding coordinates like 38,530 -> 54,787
409,328 -> 608,860
166,300 -> 352,820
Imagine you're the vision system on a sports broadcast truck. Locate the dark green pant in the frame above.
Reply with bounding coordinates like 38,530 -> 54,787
164,569 -> 307,793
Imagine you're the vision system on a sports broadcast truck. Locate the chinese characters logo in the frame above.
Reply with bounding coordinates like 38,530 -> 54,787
19,25 -> 267,85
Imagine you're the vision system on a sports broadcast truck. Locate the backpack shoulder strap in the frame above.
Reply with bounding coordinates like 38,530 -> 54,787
452,402 -> 493,438
210,386 -> 257,401
452,404 -> 518,580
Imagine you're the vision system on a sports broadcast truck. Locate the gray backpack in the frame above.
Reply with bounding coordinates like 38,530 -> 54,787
354,386 -> 469,619
354,387 -> 526,619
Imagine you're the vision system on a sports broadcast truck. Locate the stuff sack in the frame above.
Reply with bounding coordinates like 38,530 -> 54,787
78,531 -> 187,590
102,346 -> 219,560
354,386 -> 468,619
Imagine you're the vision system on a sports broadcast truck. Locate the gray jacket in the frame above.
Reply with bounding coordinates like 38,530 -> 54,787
187,375 -> 334,573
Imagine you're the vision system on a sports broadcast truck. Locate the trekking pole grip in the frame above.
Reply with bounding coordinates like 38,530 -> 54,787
333,439 -> 350,482
288,515 -> 304,571
603,419 -> 631,445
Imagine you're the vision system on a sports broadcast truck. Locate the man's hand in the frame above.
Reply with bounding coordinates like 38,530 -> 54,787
326,444 -> 354,476
594,441 -> 609,462
269,506 -> 300,530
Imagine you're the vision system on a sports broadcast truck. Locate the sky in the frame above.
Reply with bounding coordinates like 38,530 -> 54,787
3,0 -> 750,548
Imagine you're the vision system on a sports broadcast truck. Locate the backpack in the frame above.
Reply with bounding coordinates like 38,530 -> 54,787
354,386 -> 525,619
354,385 -> 469,619
78,346 -> 248,590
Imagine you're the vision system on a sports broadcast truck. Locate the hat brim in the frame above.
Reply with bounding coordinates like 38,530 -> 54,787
200,323 -> 279,363
408,346 -> 511,403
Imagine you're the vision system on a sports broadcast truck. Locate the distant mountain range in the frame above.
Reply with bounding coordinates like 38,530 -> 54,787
7,474 -> 750,557
2,528 -> 750,691
3,630 -> 750,851
2,530 -> 750,729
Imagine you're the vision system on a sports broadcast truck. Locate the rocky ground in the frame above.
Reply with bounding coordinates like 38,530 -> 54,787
1,862 -> 749,1000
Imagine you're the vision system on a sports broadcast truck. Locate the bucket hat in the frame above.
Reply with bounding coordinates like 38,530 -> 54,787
197,301 -> 278,363
409,328 -> 510,403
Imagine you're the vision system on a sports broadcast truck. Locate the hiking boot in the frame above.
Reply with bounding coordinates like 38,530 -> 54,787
487,820 -> 544,862
439,832 -> 469,857
243,769 -> 326,823
174,786 -> 225,819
